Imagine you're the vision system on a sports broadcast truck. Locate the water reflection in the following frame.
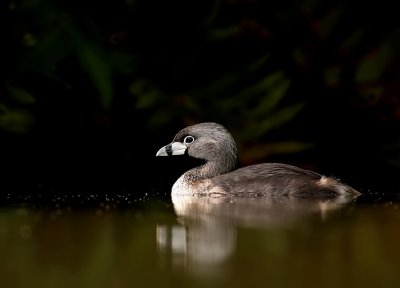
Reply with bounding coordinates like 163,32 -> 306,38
157,194 -> 359,275
2,194 -> 400,287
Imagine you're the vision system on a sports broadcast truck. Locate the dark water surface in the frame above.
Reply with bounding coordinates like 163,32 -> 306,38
1,192 -> 400,288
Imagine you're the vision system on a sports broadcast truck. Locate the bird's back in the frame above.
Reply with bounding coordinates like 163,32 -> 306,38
208,163 -> 359,199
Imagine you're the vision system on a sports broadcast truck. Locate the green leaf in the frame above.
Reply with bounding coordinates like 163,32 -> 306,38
240,103 -> 304,141
8,86 -> 36,104
78,44 -> 113,109
203,0 -> 222,26
208,26 -> 241,41
65,23 -> 113,109
110,51 -> 136,74
324,65 -> 341,87
130,79 -> 164,109
355,44 -> 392,83
20,26 -> 70,74
262,103 -> 304,131
318,5 -> 343,38
252,77 -> 290,118
247,53 -> 271,73
340,29 -> 365,54
217,71 -> 288,112
0,108 -> 35,134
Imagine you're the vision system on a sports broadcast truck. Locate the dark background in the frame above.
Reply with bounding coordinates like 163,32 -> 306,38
1,0 -> 400,202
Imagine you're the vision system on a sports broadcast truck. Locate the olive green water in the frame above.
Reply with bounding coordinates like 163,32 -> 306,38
1,195 -> 399,288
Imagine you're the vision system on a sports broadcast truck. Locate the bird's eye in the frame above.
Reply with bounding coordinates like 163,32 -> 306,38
183,135 -> 194,144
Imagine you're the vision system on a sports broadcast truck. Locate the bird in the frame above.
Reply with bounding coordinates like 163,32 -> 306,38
156,122 -> 361,200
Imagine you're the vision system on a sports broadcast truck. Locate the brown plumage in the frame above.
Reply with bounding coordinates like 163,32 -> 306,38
156,122 -> 361,200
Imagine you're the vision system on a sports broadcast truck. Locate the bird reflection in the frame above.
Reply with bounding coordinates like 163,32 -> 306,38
157,194 -> 358,276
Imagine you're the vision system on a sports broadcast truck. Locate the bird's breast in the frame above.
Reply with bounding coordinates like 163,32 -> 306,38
172,175 -> 211,196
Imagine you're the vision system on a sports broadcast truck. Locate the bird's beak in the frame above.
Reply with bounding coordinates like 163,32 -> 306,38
156,142 -> 187,156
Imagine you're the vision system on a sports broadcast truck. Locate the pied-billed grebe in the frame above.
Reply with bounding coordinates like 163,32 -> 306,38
156,122 -> 361,199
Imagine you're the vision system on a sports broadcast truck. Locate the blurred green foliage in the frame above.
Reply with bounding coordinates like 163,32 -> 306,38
1,0 -> 400,167
0,86 -> 35,133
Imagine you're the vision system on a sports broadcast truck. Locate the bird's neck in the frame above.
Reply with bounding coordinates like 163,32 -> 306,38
172,158 -> 237,195
184,158 -> 237,181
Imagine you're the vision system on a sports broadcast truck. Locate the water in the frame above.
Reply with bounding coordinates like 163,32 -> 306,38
0,192 -> 399,288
